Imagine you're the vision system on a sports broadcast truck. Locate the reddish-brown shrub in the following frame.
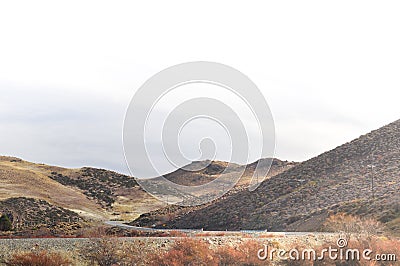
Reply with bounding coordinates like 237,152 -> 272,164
214,240 -> 273,265
236,240 -> 268,265
151,238 -> 214,266
373,237 -> 400,258
6,250 -> 71,266
323,213 -> 385,241
167,230 -> 189,237
195,232 -> 227,237
80,237 -> 122,266
151,238 -> 269,266
310,236 -> 400,266
77,225 -> 108,238
215,246 -> 244,266
258,232 -> 283,238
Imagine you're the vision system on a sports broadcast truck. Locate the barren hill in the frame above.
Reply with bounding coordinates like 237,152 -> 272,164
141,119 -> 400,234
163,159 -> 296,187
0,156 -> 165,222
0,197 -> 84,235
163,160 -> 241,186
131,158 -> 297,227
0,157 -> 104,220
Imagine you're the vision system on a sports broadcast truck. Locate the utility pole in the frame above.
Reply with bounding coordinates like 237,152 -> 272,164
367,164 -> 376,200
256,170 -> 259,184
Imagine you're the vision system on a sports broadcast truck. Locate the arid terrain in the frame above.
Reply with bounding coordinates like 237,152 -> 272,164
132,119 -> 400,236
0,156 -> 166,234
0,120 -> 399,265
0,154 -> 295,236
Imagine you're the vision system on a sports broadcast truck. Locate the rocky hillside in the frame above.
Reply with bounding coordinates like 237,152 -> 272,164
0,156 -> 104,220
0,156 -> 166,222
140,119 -> 400,234
162,160 -> 241,186
0,197 -> 84,235
49,167 -> 137,209
163,159 -> 297,187
131,158 -> 297,227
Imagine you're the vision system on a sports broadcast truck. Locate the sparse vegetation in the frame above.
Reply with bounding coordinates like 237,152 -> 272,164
0,232 -> 398,265
131,158 -> 297,229
0,197 -> 84,236
5,250 -> 71,266
218,240 -> 267,266
136,120 -> 400,233
323,213 -> 385,241
308,237 -> 400,266
0,214 -> 12,231
80,237 -> 122,266
49,168 -> 137,209
151,238 -> 214,266
153,239 -> 271,265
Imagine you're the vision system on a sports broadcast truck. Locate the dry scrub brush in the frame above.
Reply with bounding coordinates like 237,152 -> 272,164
151,238 -> 269,266
323,213 -> 385,241
4,250 -> 71,266
151,238 -> 214,266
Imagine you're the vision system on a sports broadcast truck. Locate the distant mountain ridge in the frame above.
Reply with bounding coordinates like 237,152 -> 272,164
163,158 -> 297,186
131,158 -> 298,227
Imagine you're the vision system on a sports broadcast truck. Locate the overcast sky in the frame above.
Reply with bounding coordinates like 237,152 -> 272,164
1,1 -> 399,175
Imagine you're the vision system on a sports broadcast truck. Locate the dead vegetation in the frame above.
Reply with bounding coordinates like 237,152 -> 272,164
4,250 -> 71,266
323,213 -> 385,241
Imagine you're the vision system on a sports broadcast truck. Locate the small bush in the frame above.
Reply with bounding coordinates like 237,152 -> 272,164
323,213 -> 385,241
150,238 -> 269,266
215,241 -> 269,266
215,246 -> 243,265
118,240 -> 154,265
309,236 -> 400,266
6,250 -> 71,266
80,237 -> 122,266
77,225 -> 108,238
0,214 -> 12,231
151,238 -> 214,266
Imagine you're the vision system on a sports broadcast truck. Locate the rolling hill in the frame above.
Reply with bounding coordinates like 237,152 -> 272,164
0,155 -> 296,233
132,119 -> 400,234
130,158 -> 297,227
0,156 -> 166,225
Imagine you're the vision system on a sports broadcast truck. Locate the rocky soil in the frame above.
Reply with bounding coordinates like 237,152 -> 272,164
0,197 -> 85,235
0,234 -> 336,265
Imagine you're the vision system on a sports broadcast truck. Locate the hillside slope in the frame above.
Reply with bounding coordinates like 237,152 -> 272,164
131,158 -> 297,227
0,197 -> 84,235
0,157 -> 104,220
151,119 -> 400,233
163,159 -> 296,187
0,155 -> 295,225
0,157 -> 165,221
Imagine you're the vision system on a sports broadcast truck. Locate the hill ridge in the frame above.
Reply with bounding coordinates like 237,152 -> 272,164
136,119 -> 400,233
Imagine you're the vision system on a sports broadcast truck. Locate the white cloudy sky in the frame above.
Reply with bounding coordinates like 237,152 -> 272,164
0,1 -> 399,175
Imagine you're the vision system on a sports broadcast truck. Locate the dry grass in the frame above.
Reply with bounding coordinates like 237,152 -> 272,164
0,157 -> 105,220
0,156 -> 165,223
307,237 -> 400,266
149,238 -> 272,265
323,213 -> 386,241
5,250 -> 71,266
